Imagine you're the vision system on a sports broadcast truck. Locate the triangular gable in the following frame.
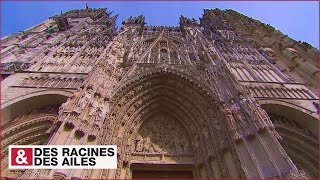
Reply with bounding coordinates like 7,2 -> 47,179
135,30 -> 193,67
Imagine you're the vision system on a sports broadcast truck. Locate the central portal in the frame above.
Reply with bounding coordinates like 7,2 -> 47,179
111,72 -> 219,178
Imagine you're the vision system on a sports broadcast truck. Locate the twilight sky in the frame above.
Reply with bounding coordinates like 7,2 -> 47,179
1,1 -> 319,48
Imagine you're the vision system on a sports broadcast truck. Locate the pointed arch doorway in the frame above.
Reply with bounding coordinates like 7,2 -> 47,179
107,69 -> 230,179
130,112 -> 195,179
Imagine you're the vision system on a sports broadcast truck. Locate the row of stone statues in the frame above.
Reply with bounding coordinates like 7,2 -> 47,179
58,83 -> 111,137
134,115 -> 191,154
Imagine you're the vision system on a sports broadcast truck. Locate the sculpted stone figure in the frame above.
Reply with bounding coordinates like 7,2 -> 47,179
135,134 -> 143,152
249,97 -> 275,129
222,103 -> 241,141
58,89 -> 83,114
58,98 -> 71,115
97,100 -> 109,120
74,88 -> 93,114
238,95 -> 264,131
230,98 -> 253,137
143,137 -> 151,153
151,143 -> 162,153
88,96 -> 99,117
135,115 -> 192,154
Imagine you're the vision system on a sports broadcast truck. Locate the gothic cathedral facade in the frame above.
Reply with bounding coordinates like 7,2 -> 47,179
1,7 -> 319,179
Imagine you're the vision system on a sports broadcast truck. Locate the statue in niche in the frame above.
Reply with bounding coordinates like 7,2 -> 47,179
238,94 -> 264,130
93,98 -> 109,129
230,98 -> 252,137
88,95 -> 99,117
135,134 -> 143,152
98,99 -> 110,119
222,103 -> 241,141
74,87 -> 93,114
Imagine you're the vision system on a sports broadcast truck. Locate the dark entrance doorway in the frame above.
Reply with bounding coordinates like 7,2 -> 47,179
132,170 -> 193,179
131,163 -> 194,179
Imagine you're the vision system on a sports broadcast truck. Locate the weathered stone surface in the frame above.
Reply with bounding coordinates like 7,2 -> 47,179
1,7 -> 318,179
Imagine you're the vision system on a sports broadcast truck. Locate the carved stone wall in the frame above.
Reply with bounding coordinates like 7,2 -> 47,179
0,7 -> 117,178
135,114 -> 192,154
200,9 -> 318,94
1,7 -> 318,179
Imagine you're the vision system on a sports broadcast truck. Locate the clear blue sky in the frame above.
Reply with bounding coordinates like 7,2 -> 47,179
1,1 -> 319,48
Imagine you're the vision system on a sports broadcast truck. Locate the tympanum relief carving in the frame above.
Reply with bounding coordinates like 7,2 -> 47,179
134,114 -> 192,155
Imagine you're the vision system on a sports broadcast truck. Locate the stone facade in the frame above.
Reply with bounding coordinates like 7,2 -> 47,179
1,7 -> 318,179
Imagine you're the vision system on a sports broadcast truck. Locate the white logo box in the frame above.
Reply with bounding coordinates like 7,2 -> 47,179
9,145 -> 117,169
